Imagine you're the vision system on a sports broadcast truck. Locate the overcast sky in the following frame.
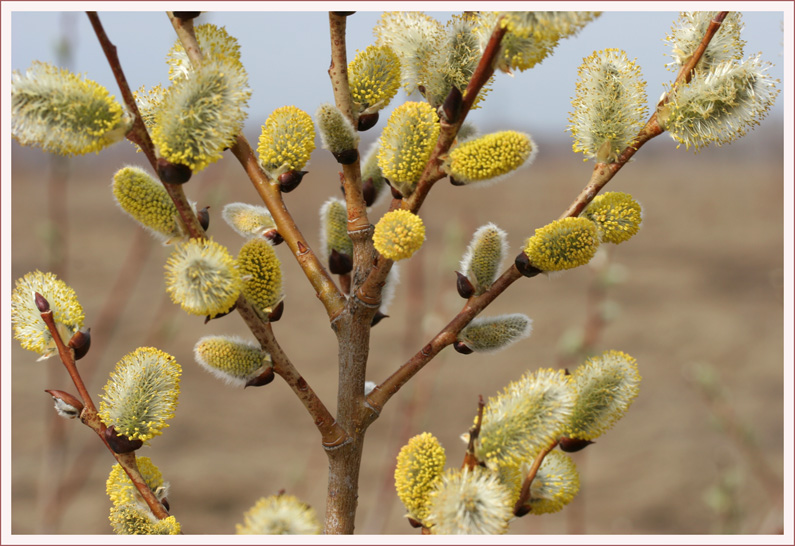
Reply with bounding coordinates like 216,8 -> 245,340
7,5 -> 787,140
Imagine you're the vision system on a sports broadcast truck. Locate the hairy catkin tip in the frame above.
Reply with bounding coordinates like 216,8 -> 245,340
194,335 -> 271,387
237,238 -> 284,314
236,494 -> 322,535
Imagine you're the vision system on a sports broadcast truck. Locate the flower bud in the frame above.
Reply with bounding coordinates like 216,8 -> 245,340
44,389 -> 84,419
441,85 -> 463,124
453,340 -> 474,354
565,350 -> 641,441
165,238 -> 242,318
68,327 -> 91,360
395,432 -> 446,525
581,192 -> 642,244
173,11 -> 201,20
152,59 -> 250,173
195,335 -> 271,388
236,494 -> 322,535
558,436 -> 594,453
277,170 -> 307,193
377,101 -> 440,198
257,106 -> 315,179
456,313 -> 532,354
476,368 -> 574,468
348,45 -> 401,115
319,198 -> 353,264
455,271 -> 475,299
514,251 -> 542,278
246,366 -> 275,388
12,61 -> 131,156
222,202 -> 276,239
372,210 -> 425,261
12,271 -> 84,360
316,103 -> 360,163
357,112 -> 379,132
459,223 -> 508,295
445,131 -> 536,186
196,206 -> 210,232
156,157 -> 192,185
268,300 -> 285,322
104,425 -> 144,454
237,238 -> 284,316
98,347 -> 181,443
522,217 -> 599,272
361,142 -> 390,207
329,248 -> 353,275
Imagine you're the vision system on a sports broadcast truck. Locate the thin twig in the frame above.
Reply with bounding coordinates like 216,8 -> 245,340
86,11 -> 204,241
513,440 -> 559,516
368,12 -> 730,419
39,306 -> 171,521
234,296 -> 349,448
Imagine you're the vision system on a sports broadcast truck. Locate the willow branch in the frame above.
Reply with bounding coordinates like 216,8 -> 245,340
235,296 -> 349,448
368,13 -> 729,417
559,11 -> 729,220
356,20 -> 508,309
165,12 -> 347,320
366,266 -> 522,415
327,12 -> 369,236
39,306 -> 171,521
87,11 -> 205,241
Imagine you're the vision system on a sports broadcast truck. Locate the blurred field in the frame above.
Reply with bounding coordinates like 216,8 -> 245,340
9,120 -> 784,536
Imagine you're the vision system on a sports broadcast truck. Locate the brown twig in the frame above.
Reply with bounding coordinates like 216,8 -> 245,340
38,304 -> 171,521
369,12 -> 730,418
86,11 -> 204,241
513,440 -> 559,516
355,19 -> 508,311
234,296 -> 349,448
462,396 -> 485,470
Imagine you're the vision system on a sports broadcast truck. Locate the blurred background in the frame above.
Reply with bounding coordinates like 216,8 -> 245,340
7,8 -> 788,536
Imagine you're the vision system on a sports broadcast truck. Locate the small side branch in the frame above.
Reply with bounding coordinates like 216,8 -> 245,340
513,440 -> 558,516
559,11 -> 729,220
86,11 -> 205,241
39,303 -> 171,521
235,297 -> 349,448
366,266 -> 522,416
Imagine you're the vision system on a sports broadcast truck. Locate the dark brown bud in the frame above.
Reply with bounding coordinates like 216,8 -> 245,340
68,327 -> 91,361
173,11 -> 201,20
332,11 -> 355,16
371,310 -> 389,327
386,180 -> 403,200
453,340 -> 474,355
515,252 -> 542,278
407,517 -> 423,529
197,206 -> 210,232
417,85 -> 426,97
278,170 -> 307,193
332,149 -> 359,165
34,292 -> 50,313
245,366 -> 275,388
263,228 -> 284,246
456,271 -> 475,298
357,112 -> 379,132
441,86 -> 463,124
514,504 -> 532,518
362,177 -> 376,207
44,389 -> 84,418
204,302 -> 237,324
449,176 -> 466,186
161,497 -> 171,512
559,436 -> 594,453
156,157 -> 192,185
329,249 -> 353,275
268,300 -> 284,322
104,425 -> 143,454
